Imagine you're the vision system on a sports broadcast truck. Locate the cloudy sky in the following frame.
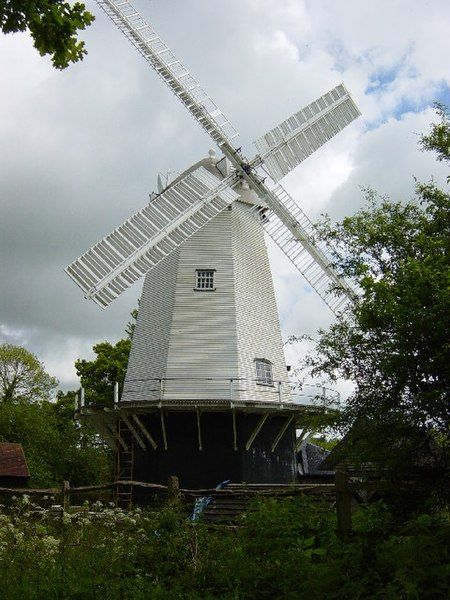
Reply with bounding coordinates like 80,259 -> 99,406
1,0 -> 449,395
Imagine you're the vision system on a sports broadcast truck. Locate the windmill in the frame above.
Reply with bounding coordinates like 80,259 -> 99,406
69,0 -> 360,497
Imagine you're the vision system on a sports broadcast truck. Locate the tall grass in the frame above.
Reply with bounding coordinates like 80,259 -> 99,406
0,495 -> 448,599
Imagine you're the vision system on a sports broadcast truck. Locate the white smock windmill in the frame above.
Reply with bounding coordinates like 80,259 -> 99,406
68,1 -> 360,494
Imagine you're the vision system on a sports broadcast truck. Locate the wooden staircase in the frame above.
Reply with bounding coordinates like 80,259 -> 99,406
200,483 -> 336,523
201,490 -> 253,523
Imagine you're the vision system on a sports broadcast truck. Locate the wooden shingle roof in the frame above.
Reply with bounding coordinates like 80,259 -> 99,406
0,443 -> 30,478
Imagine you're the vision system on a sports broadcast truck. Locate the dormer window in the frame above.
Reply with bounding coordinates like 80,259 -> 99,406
195,269 -> 216,291
255,358 -> 273,386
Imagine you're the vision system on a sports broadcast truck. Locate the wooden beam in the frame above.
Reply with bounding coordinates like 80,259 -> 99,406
91,419 -> 117,449
232,407 -> 237,450
107,424 -> 129,451
294,428 -> 313,453
245,413 -> 268,451
131,414 -> 157,450
122,414 -> 146,450
271,415 -> 294,452
160,408 -> 168,450
196,408 -> 203,451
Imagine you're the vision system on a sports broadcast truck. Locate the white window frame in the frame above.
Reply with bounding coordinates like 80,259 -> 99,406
194,269 -> 216,291
255,358 -> 274,386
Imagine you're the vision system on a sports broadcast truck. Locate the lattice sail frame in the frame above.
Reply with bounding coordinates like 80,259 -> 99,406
254,84 -> 361,182
251,185 -> 355,313
96,0 -> 238,146
66,167 -> 239,308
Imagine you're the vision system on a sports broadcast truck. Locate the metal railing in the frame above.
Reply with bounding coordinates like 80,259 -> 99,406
76,378 -> 340,410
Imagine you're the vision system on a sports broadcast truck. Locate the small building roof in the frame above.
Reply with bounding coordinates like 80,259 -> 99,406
298,442 -> 334,475
319,419 -> 444,474
0,443 -> 30,478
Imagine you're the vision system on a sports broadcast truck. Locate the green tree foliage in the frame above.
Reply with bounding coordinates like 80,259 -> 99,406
0,0 -> 94,68
0,344 -> 111,486
75,339 -> 131,406
125,307 -> 139,340
420,103 -> 450,175
0,392 -> 111,487
0,343 -> 57,403
308,107 -> 449,481
75,309 -> 137,405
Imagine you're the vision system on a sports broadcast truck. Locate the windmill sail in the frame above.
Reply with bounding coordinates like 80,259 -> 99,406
96,0 -> 238,146
254,84 -> 360,182
254,184 -> 355,313
66,167 -> 239,308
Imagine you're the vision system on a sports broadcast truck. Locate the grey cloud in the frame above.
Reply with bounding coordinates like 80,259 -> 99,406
1,0 -> 449,389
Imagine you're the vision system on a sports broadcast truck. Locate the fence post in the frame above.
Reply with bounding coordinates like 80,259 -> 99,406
335,470 -> 352,542
61,480 -> 70,511
167,475 -> 180,501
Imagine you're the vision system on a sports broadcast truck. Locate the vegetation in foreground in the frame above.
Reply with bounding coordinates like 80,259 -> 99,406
0,496 -> 448,600
0,0 -> 94,68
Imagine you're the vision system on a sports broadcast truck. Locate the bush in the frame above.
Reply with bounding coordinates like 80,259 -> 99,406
0,496 -> 448,599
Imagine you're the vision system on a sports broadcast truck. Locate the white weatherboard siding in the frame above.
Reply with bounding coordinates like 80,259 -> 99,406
163,207 -> 239,401
122,249 -> 180,402
122,191 -> 289,404
232,201 -> 291,403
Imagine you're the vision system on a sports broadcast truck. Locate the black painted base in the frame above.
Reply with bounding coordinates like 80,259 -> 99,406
127,411 -> 296,490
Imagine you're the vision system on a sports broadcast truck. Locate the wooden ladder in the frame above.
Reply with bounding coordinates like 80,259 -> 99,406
115,418 -> 134,509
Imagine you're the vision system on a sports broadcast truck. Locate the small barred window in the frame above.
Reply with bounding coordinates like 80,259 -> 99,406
195,269 -> 215,291
255,359 -> 273,385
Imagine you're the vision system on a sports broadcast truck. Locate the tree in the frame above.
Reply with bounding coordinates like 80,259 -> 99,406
0,343 -> 57,403
75,338 -> 132,406
125,307 -> 139,340
0,344 -> 110,487
307,107 -> 449,480
0,392 -> 111,486
75,309 -> 137,405
420,103 -> 450,177
0,0 -> 94,68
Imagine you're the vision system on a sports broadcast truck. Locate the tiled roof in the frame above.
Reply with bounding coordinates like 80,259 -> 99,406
0,443 -> 30,478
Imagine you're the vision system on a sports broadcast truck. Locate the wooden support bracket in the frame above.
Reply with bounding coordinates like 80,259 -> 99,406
107,424 -> 129,452
92,419 -> 117,450
294,428 -> 313,453
131,414 -> 157,450
232,406 -> 237,451
245,413 -> 268,451
271,415 -> 294,453
122,414 -> 146,450
160,408 -> 168,450
196,408 -> 203,451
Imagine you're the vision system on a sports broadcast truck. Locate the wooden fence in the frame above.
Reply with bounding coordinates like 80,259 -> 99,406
0,472 -> 357,540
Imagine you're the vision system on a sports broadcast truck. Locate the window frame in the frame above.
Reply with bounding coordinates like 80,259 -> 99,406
194,268 -> 216,292
255,358 -> 274,386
